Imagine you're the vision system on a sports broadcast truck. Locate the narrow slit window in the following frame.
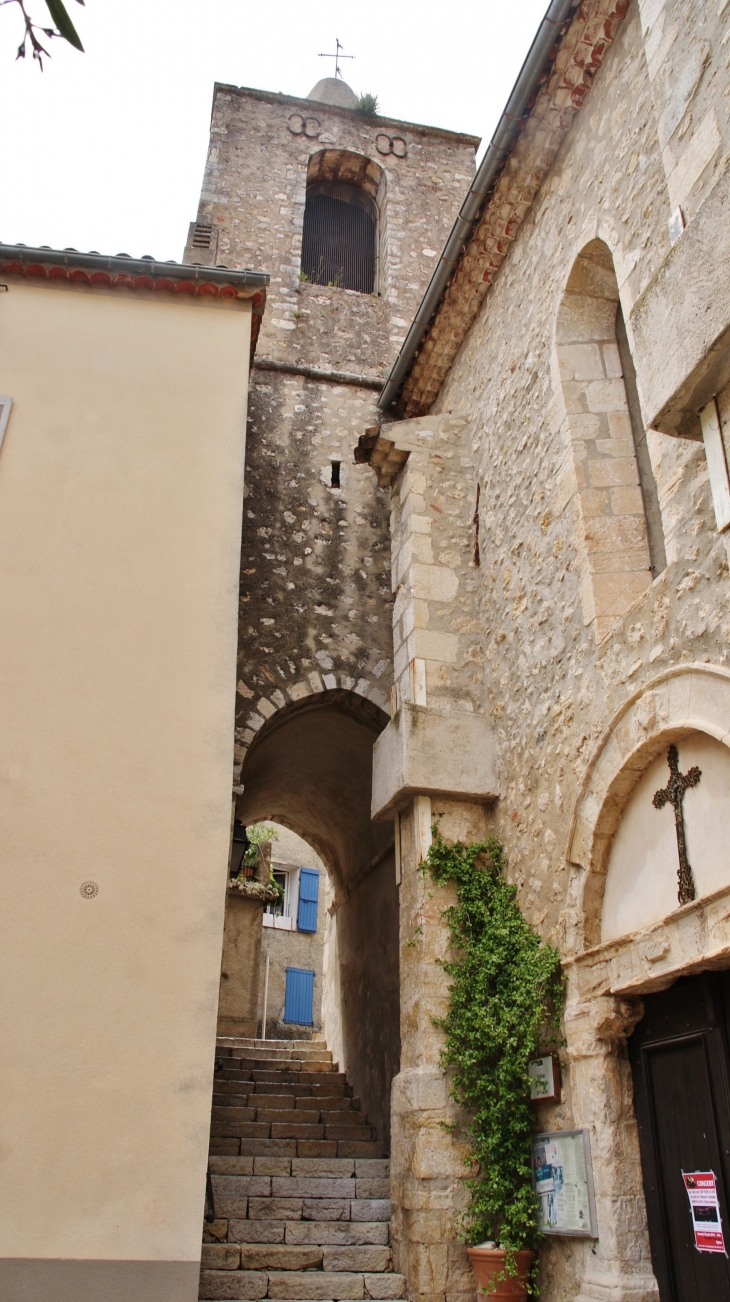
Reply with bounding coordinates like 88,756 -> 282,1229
331,460 -> 341,488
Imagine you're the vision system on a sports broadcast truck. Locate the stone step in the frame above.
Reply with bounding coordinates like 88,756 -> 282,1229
199,1269 -> 406,1300
217,1037 -> 330,1051
211,1140 -> 386,1161
209,1157 -> 387,1178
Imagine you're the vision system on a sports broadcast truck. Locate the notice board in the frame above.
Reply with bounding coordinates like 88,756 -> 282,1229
531,1129 -> 598,1237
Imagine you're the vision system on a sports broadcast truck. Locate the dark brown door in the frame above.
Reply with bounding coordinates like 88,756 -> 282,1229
629,972 -> 730,1301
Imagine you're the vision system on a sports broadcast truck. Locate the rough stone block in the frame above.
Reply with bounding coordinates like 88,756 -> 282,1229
272,1177 -> 356,1199
211,1139 -> 241,1156
241,1139 -> 297,1158
210,1157 -> 255,1175
266,1272 -> 365,1300
272,1124 -> 325,1139
212,1107 -> 257,1124
298,1141 -> 338,1157
254,1157 -> 292,1176
239,1245 -> 323,1270
350,1200 -> 391,1222
303,1198 -> 351,1220
337,1143 -> 384,1159
198,1269 -> 267,1300
201,1244 -> 241,1270
286,1222 -> 388,1246
203,1219 -> 229,1243
257,1109 -> 320,1125
292,1158 -> 355,1176
212,1123 -> 271,1140
363,1275 -> 405,1299
248,1197 -> 303,1220
355,1180 -> 390,1199
228,1219 -> 285,1243
323,1247 -> 392,1272
354,1162 -> 389,1179
212,1176 -> 271,1199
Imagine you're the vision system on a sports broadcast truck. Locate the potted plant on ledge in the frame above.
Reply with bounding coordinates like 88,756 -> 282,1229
425,831 -> 564,1298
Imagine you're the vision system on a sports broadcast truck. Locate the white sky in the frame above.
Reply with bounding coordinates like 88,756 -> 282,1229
0,0 -> 548,263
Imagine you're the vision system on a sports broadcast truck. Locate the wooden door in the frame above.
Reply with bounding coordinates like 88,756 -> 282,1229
629,972 -> 730,1301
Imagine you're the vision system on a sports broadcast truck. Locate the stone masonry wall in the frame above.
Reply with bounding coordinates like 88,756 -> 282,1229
184,85 -> 478,781
400,3 -> 730,1298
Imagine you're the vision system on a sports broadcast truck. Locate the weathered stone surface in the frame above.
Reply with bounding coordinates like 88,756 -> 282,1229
363,1274 -> 406,1299
198,1269 -> 267,1300
355,1181 -> 390,1200
272,1177 -> 357,1199
228,1219 -> 286,1243
266,1271 -> 365,1300
302,1198 -> 351,1221
323,1247 -> 392,1272
350,1201 -> 391,1223
201,1245 -> 241,1271
285,1222 -> 389,1246
238,1245 -> 323,1270
248,1198 -> 303,1221
291,1158 -> 355,1177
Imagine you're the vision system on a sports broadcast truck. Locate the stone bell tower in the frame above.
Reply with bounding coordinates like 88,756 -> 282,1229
184,76 -> 479,780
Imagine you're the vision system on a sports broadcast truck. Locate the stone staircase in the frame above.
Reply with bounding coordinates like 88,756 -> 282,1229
201,1038 -> 406,1302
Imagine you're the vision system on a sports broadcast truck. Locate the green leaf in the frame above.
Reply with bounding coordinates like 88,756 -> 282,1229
44,0 -> 84,50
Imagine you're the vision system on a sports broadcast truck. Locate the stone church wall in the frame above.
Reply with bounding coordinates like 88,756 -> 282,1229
368,3 -> 730,1300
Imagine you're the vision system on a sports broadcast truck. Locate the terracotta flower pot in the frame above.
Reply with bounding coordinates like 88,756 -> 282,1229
467,1246 -> 535,1298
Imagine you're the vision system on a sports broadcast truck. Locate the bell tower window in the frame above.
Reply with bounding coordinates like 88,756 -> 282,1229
301,180 -> 376,294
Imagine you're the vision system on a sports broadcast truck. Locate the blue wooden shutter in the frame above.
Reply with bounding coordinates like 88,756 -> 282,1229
297,867 -> 320,933
284,967 -> 315,1025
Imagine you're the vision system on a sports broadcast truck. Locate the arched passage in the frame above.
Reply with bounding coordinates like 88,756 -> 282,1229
236,688 -> 399,1148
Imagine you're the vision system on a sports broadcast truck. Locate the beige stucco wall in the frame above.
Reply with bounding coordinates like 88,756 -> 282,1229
0,280 -> 252,1300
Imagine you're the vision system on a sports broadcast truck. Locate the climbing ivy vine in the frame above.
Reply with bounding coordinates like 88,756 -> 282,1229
425,830 -> 564,1283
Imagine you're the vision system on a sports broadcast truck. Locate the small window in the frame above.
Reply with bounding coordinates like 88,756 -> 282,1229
301,181 -> 376,294
265,869 -> 291,918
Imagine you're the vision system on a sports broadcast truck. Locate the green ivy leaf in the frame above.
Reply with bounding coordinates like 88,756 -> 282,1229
43,0 -> 84,50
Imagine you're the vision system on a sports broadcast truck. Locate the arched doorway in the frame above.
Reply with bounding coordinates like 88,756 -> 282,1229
235,688 -> 399,1149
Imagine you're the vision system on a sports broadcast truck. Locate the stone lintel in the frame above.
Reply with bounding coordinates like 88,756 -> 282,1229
631,163 -> 730,440
371,704 -> 499,820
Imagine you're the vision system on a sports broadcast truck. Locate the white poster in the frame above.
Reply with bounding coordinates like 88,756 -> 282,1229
531,1129 -> 597,1238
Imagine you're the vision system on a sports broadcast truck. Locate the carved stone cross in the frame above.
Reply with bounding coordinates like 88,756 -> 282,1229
652,744 -> 701,905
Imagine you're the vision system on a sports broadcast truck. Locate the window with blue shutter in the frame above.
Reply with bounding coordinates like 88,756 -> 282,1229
284,967 -> 315,1026
297,867 -> 320,933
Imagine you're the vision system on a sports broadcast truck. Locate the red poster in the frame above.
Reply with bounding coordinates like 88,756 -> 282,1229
682,1171 -> 727,1254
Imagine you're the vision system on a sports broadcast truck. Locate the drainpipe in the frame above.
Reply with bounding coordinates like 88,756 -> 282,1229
377,0 -> 578,413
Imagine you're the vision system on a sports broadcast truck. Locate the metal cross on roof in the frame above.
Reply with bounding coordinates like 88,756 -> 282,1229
318,38 -> 354,80
652,744 -> 702,905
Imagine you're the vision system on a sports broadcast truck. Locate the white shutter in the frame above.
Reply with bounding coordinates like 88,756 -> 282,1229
0,396 -> 13,452
700,398 -> 730,533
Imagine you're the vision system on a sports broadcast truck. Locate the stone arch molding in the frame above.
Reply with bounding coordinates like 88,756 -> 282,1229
234,667 -> 390,786
564,663 -> 730,954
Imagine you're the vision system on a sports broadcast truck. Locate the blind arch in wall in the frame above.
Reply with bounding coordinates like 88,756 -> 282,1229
301,180 -> 376,295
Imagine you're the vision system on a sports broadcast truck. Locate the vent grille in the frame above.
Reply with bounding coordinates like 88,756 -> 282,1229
192,223 -> 214,249
301,188 -> 375,294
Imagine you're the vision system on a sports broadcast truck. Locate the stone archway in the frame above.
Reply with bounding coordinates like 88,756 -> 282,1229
235,688 -> 399,1149
559,663 -> 730,1302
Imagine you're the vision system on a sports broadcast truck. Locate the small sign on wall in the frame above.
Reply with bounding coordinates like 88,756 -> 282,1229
531,1129 -> 598,1238
528,1054 -> 560,1103
683,1171 -> 727,1254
